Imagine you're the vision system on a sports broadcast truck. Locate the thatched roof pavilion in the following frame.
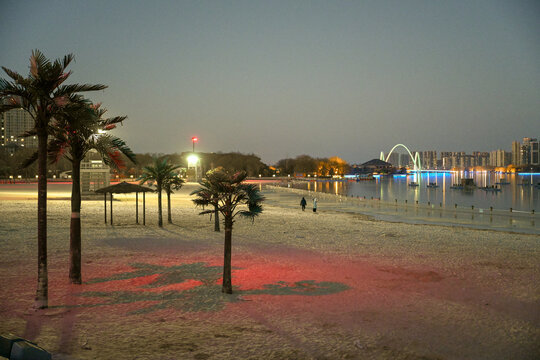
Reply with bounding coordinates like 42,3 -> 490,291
95,181 -> 154,225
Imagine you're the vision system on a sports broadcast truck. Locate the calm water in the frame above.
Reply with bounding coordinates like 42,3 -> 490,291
291,172 -> 540,212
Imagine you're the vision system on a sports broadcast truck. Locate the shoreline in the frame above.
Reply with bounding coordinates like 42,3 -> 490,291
266,185 -> 540,235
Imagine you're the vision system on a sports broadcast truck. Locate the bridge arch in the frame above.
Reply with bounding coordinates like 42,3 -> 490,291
380,144 -> 422,171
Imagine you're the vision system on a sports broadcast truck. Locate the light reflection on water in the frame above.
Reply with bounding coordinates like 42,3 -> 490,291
297,172 -> 539,212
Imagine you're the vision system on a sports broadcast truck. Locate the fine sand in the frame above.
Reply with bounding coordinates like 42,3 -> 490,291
0,183 -> 539,360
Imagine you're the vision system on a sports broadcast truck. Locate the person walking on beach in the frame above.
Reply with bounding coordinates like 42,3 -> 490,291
313,198 -> 318,213
300,197 -> 307,211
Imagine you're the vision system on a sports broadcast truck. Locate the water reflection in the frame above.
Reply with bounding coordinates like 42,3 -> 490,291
291,172 -> 539,212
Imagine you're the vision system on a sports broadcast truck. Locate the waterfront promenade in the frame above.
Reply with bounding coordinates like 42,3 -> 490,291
0,183 -> 539,359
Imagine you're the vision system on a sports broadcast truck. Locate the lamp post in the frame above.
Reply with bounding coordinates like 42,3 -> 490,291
190,137 -> 199,181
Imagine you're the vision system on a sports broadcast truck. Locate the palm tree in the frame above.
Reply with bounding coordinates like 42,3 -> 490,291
139,158 -> 181,227
47,101 -> 135,284
212,202 -> 220,232
163,176 -> 185,224
0,50 -> 106,308
191,168 -> 264,294
193,178 -> 220,232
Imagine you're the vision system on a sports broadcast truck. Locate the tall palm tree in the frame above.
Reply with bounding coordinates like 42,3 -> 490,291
0,50 -> 106,308
191,168 -> 264,294
47,101 -> 135,284
163,176 -> 185,224
139,158 -> 181,227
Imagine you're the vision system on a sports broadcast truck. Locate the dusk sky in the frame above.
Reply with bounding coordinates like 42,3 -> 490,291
1,0 -> 539,164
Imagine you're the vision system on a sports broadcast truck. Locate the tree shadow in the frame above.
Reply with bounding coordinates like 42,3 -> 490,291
61,262 -> 349,314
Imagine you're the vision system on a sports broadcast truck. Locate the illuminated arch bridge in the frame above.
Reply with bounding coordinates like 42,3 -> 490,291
380,144 -> 422,171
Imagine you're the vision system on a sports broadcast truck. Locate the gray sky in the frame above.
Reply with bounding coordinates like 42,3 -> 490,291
1,0 -> 539,164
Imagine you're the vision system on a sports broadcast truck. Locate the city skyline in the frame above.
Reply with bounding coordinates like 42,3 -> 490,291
1,106 -> 537,167
1,1 -> 539,164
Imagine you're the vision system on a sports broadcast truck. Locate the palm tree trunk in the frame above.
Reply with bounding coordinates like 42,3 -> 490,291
35,130 -> 48,308
214,205 -> 220,232
222,217 -> 233,294
70,158 -> 82,284
167,190 -> 172,224
157,183 -> 163,227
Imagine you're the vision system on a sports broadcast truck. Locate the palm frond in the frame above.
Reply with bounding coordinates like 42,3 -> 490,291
53,70 -> 72,88
0,81 -> 32,101
19,128 -> 38,138
55,83 -> 107,96
237,207 -> 263,220
20,151 -> 39,169
61,53 -> 75,69
1,67 -> 25,83
106,150 -> 125,169
30,49 -> 51,74
193,198 -> 213,207
47,138 -> 69,164
102,116 -> 127,127
111,137 -> 136,164
163,176 -> 184,193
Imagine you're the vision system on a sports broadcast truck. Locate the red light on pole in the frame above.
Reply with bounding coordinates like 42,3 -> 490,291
192,137 -> 198,152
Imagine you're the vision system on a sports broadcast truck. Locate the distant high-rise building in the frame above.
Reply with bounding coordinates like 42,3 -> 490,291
472,151 -> 489,168
511,141 -> 521,166
530,140 -> 539,165
440,152 -> 453,169
440,151 -> 452,158
400,154 -> 410,168
505,151 -> 512,166
386,152 -> 400,167
489,151 -> 496,167
440,151 -> 469,169
521,137 -> 539,165
1,108 -> 37,153
490,149 -> 510,167
459,155 -> 475,169
525,138 -> 539,165
521,145 -> 529,165
418,151 -> 437,169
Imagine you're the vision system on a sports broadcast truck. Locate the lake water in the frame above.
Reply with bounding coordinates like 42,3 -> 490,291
289,172 -> 540,212
273,172 -> 539,234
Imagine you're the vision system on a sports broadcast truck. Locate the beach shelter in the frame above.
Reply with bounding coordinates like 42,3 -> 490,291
95,181 -> 154,225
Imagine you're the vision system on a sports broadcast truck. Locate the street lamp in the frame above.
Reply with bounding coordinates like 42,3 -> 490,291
187,154 -> 199,166
187,154 -> 199,182
192,136 -> 198,152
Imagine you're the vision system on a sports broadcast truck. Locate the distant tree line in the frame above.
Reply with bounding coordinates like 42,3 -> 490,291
1,150 -> 354,179
275,155 -> 350,177
114,151 -> 273,178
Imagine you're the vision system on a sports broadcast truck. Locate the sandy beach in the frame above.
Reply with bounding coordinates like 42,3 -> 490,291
0,183 -> 539,359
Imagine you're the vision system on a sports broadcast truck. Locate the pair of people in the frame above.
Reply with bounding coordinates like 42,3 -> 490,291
300,197 -> 317,212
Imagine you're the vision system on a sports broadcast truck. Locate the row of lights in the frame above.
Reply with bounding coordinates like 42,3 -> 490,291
8,175 -> 69,179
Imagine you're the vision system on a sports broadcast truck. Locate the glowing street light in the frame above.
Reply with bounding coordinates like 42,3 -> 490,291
187,154 -> 200,182
187,154 -> 199,166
